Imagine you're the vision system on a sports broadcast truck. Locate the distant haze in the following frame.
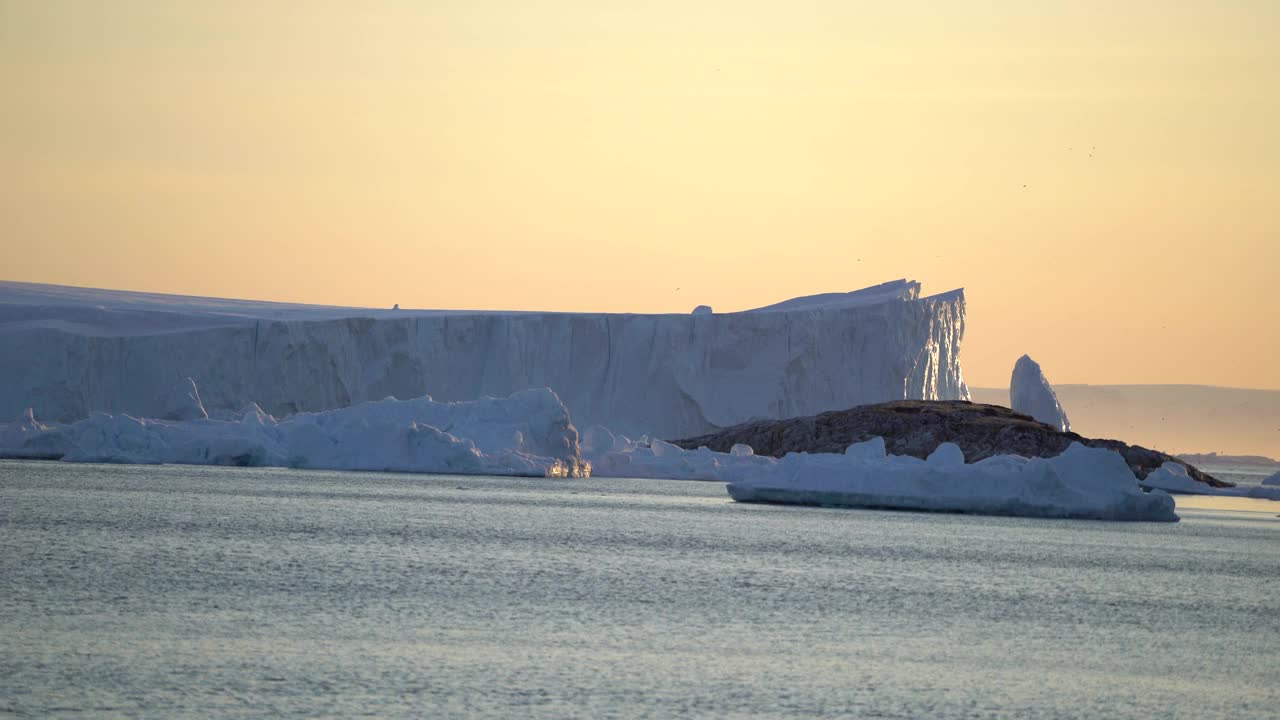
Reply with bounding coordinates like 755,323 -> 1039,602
1,2 -> 1276,389
969,385 -> 1280,459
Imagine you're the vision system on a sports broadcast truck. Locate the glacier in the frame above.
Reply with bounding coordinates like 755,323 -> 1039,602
1010,354 -> 1070,432
581,432 -> 1178,521
0,279 -> 968,438
0,389 -> 588,478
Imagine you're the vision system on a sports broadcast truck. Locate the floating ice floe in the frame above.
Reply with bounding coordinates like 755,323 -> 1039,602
1142,462 -> 1280,501
583,432 -> 1179,521
724,441 -> 1177,521
0,388 -> 588,478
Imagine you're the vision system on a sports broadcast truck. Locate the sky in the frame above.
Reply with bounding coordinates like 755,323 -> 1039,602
2,1 -> 1277,389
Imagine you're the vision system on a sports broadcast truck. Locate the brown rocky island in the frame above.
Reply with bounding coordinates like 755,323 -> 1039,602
672,400 -> 1229,490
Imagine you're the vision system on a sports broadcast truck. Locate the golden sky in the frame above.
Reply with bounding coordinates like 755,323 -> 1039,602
2,1 -> 1277,389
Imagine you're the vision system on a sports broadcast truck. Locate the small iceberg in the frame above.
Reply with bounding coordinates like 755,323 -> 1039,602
583,434 -> 1177,521
1143,462 -> 1280,501
724,441 -> 1177,521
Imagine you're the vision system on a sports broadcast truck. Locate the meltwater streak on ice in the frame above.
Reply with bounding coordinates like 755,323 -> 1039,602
1,461 -> 1277,719
0,279 -> 967,438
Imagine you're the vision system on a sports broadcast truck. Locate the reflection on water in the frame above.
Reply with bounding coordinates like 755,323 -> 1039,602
2,460 -> 1278,718
1174,494 -> 1280,514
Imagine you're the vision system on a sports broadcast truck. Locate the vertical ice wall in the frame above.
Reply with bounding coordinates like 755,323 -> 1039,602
0,279 -> 968,438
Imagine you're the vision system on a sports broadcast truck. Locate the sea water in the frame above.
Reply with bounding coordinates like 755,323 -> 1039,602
2,460 -> 1278,719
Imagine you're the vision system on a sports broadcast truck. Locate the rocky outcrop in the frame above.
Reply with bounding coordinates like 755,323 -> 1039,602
672,400 -> 1229,488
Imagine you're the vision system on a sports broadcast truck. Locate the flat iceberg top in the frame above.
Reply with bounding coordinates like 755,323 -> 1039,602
745,279 -> 921,312
0,280 -> 514,336
0,278 -> 969,438
0,278 -> 963,337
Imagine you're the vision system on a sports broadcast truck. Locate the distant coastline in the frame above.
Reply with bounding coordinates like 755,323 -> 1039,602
1176,453 -> 1280,469
968,385 -> 1280,459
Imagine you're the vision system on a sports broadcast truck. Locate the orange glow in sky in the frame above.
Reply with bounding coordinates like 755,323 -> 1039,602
2,2 -> 1277,388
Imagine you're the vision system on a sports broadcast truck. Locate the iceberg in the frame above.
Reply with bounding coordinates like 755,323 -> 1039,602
0,388 -> 588,478
0,279 -> 968,439
1138,462 -> 1211,495
1244,486 -> 1280,500
583,433 -> 1178,521
1010,354 -> 1070,432
1143,461 -> 1280,501
585,431 -> 752,480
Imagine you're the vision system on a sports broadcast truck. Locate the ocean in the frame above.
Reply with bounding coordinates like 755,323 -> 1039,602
2,460 -> 1277,718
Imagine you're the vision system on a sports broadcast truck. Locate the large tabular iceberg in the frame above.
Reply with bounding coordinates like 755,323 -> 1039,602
1010,354 -> 1070,432
583,432 -> 1178,521
0,279 -> 967,439
0,389 -> 587,478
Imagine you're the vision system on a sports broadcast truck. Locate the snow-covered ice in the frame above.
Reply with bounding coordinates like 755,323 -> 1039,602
1010,354 -> 1071,432
0,279 -> 967,439
0,388 -> 588,478
1142,461 -> 1280,501
583,432 -> 1178,521
723,441 -> 1176,521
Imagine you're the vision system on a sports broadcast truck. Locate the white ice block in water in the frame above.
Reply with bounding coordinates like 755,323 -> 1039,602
1142,462 -> 1280,501
0,388 -> 588,478
1139,462 -> 1213,495
724,442 -> 1176,521
583,434 -> 1178,522
1010,354 -> 1071,432
0,279 -> 968,439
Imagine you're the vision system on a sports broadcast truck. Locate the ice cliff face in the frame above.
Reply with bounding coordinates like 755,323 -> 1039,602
0,279 -> 967,438
0,389 -> 587,477
1010,355 -> 1070,432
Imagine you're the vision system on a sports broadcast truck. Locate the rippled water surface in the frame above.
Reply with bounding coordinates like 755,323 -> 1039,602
2,460 -> 1278,719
